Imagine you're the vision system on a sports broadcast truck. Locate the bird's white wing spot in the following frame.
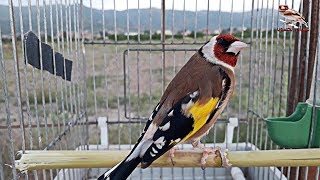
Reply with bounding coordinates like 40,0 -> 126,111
155,136 -> 166,149
159,122 -> 170,131
152,147 -> 158,154
149,112 -> 154,121
155,104 -> 160,111
150,152 -> 156,157
155,136 -> 165,143
174,138 -> 181,143
168,110 -> 174,116
181,99 -> 194,116
156,144 -> 163,149
190,91 -> 199,98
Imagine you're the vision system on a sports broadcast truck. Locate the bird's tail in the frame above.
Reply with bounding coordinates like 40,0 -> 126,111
97,156 -> 141,180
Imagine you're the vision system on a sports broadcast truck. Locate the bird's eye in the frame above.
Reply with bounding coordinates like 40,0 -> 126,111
217,38 -> 225,45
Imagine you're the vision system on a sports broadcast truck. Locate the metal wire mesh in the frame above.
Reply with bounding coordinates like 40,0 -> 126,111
0,0 -> 319,179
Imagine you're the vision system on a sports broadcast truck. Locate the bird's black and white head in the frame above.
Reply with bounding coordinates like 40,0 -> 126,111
200,34 -> 247,69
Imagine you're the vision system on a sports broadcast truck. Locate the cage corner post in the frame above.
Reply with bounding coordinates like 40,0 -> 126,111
287,0 -> 320,179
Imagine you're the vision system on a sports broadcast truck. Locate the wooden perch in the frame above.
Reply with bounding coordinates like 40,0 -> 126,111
15,149 -> 320,171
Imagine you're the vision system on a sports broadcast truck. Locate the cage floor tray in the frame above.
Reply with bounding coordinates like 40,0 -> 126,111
266,102 -> 320,148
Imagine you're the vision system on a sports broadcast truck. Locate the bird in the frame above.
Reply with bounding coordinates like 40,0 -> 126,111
98,34 -> 247,180
278,5 -> 308,28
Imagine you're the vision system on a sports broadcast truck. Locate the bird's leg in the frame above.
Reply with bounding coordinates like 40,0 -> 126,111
191,141 -> 231,169
168,146 -> 179,166
192,141 -> 220,169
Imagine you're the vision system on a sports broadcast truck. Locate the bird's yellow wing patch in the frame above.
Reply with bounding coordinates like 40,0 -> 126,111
181,97 -> 219,142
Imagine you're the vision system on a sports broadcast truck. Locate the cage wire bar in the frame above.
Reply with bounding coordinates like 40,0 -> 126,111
0,0 -> 320,179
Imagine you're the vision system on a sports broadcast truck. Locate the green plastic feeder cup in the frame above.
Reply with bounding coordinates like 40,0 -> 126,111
265,103 -> 320,148
266,58 -> 320,148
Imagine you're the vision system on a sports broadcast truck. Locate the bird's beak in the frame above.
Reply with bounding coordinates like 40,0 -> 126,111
226,41 -> 248,55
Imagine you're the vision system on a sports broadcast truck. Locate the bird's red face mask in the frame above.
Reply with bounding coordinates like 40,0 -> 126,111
213,34 -> 247,67
279,5 -> 289,11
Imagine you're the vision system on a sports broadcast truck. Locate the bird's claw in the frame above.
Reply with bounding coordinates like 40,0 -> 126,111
200,147 -> 232,169
217,149 -> 232,167
200,147 -> 220,169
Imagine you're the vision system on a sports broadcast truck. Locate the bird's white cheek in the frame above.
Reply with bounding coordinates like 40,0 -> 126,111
159,122 -> 170,131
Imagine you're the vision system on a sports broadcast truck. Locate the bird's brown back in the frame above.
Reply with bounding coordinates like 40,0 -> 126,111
153,52 -> 225,126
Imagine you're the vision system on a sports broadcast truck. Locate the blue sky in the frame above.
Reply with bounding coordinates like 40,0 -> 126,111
0,0 -> 301,12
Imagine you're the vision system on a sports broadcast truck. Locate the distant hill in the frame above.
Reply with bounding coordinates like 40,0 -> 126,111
0,5 -> 278,35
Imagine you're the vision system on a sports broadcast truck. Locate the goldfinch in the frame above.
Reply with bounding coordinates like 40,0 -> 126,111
279,5 -> 308,28
98,34 -> 247,180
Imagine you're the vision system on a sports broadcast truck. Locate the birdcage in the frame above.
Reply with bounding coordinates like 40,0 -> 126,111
0,0 -> 320,179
